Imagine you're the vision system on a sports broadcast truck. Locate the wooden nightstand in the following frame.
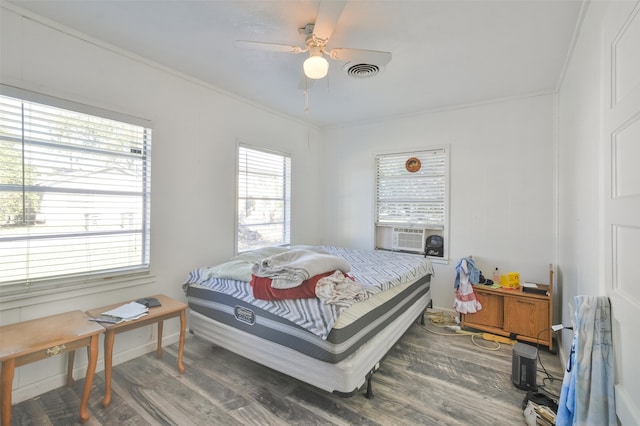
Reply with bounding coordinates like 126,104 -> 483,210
0,310 -> 103,425
85,294 -> 187,408
461,264 -> 554,351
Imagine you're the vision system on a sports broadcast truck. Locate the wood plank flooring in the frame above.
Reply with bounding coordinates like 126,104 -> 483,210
10,315 -> 564,425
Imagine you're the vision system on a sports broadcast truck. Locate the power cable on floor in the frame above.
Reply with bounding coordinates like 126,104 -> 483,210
534,327 -> 565,397
420,310 -> 501,351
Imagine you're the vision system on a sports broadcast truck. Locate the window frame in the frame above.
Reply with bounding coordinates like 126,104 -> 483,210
0,85 -> 153,299
374,146 -> 449,263
236,142 -> 291,254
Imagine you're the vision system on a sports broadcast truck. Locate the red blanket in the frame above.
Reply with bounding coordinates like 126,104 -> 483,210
250,271 -> 342,300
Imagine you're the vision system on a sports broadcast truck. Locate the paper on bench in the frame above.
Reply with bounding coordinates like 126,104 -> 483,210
102,302 -> 149,320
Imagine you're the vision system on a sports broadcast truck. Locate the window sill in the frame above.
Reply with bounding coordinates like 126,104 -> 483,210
0,271 -> 156,311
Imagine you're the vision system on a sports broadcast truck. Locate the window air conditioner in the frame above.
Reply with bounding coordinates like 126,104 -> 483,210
391,228 -> 426,252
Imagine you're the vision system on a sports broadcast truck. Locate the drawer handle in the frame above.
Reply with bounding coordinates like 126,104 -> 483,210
46,344 -> 66,356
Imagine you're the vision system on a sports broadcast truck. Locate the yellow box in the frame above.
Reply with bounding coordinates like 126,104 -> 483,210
500,272 -> 520,289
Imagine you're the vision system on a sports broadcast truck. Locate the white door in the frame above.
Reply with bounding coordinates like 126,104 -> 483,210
601,1 -> 640,423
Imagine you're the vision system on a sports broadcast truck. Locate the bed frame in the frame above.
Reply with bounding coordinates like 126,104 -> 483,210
188,289 -> 431,397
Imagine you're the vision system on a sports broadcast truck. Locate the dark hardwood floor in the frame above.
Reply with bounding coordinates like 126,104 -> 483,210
10,314 -> 564,425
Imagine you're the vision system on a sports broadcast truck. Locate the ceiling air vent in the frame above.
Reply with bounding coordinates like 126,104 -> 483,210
345,63 -> 380,78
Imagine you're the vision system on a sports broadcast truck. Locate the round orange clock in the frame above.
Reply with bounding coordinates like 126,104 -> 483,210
405,157 -> 421,173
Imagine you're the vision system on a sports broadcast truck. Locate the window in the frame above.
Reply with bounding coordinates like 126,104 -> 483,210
237,144 -> 291,252
0,86 -> 152,288
375,147 -> 448,260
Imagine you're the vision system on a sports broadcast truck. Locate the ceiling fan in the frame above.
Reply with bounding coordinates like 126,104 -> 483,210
235,0 -> 392,80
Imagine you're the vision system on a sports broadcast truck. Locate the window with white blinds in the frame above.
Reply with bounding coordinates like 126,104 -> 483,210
0,87 -> 152,287
376,148 -> 447,228
237,144 -> 291,252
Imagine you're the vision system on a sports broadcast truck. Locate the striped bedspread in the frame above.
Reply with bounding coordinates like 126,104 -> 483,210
184,246 -> 433,340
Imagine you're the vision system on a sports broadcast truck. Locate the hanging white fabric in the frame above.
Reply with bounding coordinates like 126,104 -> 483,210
556,296 -> 616,425
453,257 -> 482,314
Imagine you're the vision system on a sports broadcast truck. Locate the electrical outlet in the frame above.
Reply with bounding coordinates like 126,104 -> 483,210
552,324 -> 564,331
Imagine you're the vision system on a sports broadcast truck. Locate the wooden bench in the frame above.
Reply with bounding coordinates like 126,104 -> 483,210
0,310 -> 103,425
84,294 -> 187,407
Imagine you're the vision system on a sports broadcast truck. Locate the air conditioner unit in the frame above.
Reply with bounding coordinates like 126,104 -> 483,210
391,227 -> 426,252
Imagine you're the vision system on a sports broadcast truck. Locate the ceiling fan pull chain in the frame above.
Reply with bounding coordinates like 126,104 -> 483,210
304,89 -> 311,150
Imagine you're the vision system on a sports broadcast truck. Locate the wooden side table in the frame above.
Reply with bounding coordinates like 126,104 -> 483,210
461,264 -> 554,350
0,310 -> 103,425
85,294 -> 187,408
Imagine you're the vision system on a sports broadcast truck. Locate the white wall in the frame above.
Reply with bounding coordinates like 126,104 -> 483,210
557,1 -> 607,357
0,7 -> 323,402
321,94 -> 556,311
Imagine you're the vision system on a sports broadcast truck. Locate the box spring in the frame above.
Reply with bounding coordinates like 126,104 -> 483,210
188,287 -> 430,395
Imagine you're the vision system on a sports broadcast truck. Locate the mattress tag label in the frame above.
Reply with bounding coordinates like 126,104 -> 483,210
234,306 -> 256,325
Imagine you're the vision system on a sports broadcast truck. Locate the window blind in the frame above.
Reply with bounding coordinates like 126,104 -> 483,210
0,90 -> 152,286
237,144 -> 291,252
376,149 -> 446,227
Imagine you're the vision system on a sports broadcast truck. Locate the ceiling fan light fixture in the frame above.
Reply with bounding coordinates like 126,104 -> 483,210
303,55 -> 329,79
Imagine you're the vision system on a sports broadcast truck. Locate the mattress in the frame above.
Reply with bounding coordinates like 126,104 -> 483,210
184,245 -> 433,394
187,273 -> 429,363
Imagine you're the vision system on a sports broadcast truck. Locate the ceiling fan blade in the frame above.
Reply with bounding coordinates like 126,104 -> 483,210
329,48 -> 392,66
234,40 -> 303,53
312,0 -> 347,42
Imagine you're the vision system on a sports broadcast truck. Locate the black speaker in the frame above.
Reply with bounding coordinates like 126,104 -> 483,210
425,235 -> 443,257
512,342 -> 537,390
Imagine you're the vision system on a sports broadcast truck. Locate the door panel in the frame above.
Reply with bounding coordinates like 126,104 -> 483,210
602,2 -> 640,423
504,297 -> 549,338
470,291 -> 504,328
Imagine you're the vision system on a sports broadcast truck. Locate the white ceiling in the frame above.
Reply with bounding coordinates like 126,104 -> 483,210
4,0 -> 584,127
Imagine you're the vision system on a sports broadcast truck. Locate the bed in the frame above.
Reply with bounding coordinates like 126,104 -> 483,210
183,245 -> 433,397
